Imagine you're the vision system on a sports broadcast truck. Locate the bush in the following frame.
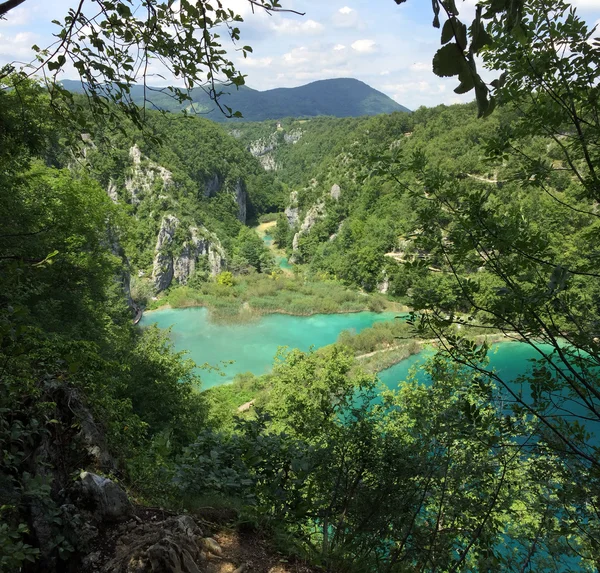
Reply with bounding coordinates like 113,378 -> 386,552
216,271 -> 234,287
258,213 -> 280,224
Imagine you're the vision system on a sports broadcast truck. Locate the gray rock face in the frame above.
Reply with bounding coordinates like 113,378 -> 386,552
329,221 -> 344,242
258,153 -> 278,171
204,173 -> 221,198
80,472 -> 132,522
330,184 -> 341,201
284,129 -> 303,145
285,191 -> 300,226
249,134 -> 279,171
107,180 -> 118,203
204,174 -> 247,222
125,145 -> 173,204
249,134 -> 278,158
378,271 -> 390,294
152,215 -> 179,293
153,217 -> 226,292
292,201 -> 327,251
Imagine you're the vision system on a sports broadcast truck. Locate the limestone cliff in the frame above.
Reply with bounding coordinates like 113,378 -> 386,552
291,184 -> 342,252
203,174 -> 247,223
248,133 -> 279,171
246,128 -> 303,172
125,144 -> 173,204
292,201 -> 327,252
152,215 -> 226,293
285,191 -> 300,226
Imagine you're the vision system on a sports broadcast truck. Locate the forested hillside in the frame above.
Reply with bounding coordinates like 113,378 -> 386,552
2,0 -> 600,572
60,78 -> 409,121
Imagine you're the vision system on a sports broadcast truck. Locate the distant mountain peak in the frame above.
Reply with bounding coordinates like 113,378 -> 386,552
60,78 -> 410,121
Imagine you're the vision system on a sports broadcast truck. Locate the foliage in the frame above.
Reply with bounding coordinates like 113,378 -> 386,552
216,271 -> 235,287
231,226 -> 274,274
0,78 -> 209,566
2,0 -> 293,129
151,273 -> 394,322
177,349 -> 596,571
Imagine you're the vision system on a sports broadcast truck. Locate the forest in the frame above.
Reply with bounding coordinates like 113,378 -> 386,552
1,0 -> 600,571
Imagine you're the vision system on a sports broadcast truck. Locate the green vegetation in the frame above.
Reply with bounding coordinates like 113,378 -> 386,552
2,0 -> 600,571
148,273 -> 394,322
62,78 -> 410,121
0,80 -> 209,566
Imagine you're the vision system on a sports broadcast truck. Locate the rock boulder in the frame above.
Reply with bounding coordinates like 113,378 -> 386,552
80,472 -> 132,522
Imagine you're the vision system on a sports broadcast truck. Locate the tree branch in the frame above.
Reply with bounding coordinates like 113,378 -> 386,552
0,0 -> 27,18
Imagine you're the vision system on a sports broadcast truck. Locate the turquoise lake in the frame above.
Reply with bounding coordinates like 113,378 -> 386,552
140,307 -> 599,439
262,232 -> 292,270
140,308 -> 397,388
378,340 -> 547,390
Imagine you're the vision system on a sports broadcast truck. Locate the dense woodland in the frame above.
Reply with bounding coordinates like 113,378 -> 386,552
2,0 -> 600,571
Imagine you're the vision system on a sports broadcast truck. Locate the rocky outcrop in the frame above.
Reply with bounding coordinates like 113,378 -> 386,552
107,180 -> 118,203
203,174 -> 247,223
235,178 -> 247,223
204,173 -> 221,197
330,183 -> 341,201
292,201 -> 327,252
172,227 -> 226,284
284,129 -> 303,145
248,134 -> 279,171
80,472 -> 132,522
248,134 -> 278,158
329,221 -> 344,242
125,145 -> 173,204
378,271 -> 390,294
285,191 -> 300,226
258,153 -> 278,171
153,216 -> 227,293
152,215 -> 179,293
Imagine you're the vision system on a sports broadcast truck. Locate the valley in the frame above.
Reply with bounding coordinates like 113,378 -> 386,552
3,1 -> 600,565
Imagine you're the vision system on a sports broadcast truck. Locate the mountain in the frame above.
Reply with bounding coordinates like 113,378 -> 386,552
59,78 -> 410,121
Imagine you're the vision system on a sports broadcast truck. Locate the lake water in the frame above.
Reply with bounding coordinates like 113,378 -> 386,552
262,232 -> 292,270
140,307 -> 397,388
378,341 -> 546,390
140,306 -> 598,435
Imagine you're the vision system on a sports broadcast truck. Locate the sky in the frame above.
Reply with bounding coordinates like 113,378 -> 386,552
1,0 -> 600,110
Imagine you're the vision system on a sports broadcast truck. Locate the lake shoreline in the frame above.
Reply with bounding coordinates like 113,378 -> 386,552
142,299 -> 409,323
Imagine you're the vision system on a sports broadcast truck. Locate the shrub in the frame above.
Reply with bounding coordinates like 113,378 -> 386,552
216,271 -> 234,287
258,213 -> 280,224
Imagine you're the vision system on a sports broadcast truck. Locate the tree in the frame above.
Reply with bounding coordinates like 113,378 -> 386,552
394,0 -> 526,116
273,212 -> 290,249
371,0 -> 600,563
0,0 -> 302,128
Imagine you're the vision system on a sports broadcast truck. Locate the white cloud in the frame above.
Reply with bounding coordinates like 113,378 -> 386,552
571,0 -> 600,8
333,44 -> 346,51
384,81 -> 431,94
351,39 -> 377,53
243,56 -> 273,68
410,61 -> 430,71
273,18 -> 324,35
333,5 -> 362,29
0,31 -> 39,59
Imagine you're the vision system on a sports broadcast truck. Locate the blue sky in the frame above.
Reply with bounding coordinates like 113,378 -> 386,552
1,0 -> 599,109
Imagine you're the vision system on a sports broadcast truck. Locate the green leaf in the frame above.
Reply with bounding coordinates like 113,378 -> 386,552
442,18 -> 467,49
432,43 -> 464,77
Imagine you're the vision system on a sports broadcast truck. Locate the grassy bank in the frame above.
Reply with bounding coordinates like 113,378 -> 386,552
147,272 -> 405,323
